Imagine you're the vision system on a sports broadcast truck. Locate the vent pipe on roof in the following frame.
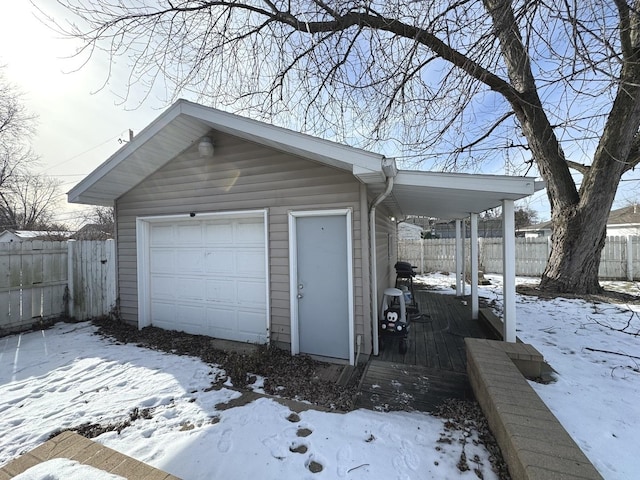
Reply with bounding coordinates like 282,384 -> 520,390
369,157 -> 398,357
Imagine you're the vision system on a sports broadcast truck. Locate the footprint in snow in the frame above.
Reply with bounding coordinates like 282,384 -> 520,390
217,428 -> 232,453
336,443 -> 353,477
261,433 -> 290,459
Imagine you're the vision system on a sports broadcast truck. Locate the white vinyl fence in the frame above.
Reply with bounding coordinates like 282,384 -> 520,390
398,236 -> 640,281
0,240 -> 116,334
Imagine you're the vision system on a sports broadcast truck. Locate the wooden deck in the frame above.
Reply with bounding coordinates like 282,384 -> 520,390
356,289 -> 499,412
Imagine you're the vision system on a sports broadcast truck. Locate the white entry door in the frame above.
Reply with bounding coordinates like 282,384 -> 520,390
289,210 -> 353,362
137,211 -> 269,343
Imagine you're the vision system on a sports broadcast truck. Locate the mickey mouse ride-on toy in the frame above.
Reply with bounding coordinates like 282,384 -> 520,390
379,287 -> 411,354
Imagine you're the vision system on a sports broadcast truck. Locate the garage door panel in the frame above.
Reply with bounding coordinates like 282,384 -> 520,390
206,307 -> 237,332
205,249 -> 235,274
177,249 -> 205,273
206,280 -> 237,303
150,250 -> 174,274
151,275 -> 178,299
150,225 -> 174,245
151,302 -> 175,325
146,214 -> 268,344
238,310 -> 266,337
176,223 -> 202,243
174,303 -> 207,329
236,221 -> 265,241
236,250 -> 265,275
205,222 -> 233,243
237,280 -> 267,307
175,278 -> 205,300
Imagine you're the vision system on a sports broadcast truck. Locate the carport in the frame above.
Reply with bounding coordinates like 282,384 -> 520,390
356,167 -> 545,355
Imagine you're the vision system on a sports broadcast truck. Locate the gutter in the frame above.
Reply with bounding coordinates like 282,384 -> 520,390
369,157 -> 398,357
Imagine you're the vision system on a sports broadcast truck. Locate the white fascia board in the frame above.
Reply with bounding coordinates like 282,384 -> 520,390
67,101 -> 188,204
394,171 -> 538,196
181,101 -> 384,172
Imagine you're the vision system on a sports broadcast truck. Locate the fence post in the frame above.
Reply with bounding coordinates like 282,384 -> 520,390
106,239 -> 117,313
420,238 -> 425,274
628,236 -> 634,281
67,240 -> 76,319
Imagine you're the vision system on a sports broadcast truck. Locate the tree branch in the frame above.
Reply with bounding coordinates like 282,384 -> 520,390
566,160 -> 590,175
454,111 -> 514,153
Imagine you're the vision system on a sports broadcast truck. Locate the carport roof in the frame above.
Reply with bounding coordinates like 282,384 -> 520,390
68,99 -> 543,219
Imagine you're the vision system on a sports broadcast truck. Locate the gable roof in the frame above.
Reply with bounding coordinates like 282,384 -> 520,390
608,204 -> 640,225
68,100 -> 541,220
521,204 -> 640,233
68,100 -> 384,207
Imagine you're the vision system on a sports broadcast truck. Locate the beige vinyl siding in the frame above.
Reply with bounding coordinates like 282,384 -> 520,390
116,131 -> 364,350
374,203 -> 397,306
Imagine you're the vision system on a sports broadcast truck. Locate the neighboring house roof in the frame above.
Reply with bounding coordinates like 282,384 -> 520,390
0,230 -> 71,242
71,224 -> 113,240
398,222 -> 423,240
607,204 -> 640,226
520,205 -> 640,234
68,99 -> 542,219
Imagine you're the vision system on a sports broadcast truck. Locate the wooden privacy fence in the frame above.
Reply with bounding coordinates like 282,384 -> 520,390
0,240 -> 116,334
398,236 -> 640,281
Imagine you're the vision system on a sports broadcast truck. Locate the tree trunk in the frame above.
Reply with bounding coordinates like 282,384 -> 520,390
540,205 -> 606,293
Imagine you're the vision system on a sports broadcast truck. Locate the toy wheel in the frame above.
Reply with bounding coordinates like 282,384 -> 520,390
399,339 -> 408,354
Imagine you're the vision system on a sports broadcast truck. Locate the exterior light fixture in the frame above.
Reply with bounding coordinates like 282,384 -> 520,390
198,137 -> 214,157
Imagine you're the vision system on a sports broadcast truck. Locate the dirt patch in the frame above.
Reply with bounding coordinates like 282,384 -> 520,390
435,399 -> 511,480
92,318 -> 363,411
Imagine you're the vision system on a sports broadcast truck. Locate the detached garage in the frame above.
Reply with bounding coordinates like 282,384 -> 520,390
137,211 -> 269,343
68,99 -> 539,364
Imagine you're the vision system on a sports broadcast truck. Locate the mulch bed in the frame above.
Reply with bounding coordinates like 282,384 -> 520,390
92,317 -> 362,411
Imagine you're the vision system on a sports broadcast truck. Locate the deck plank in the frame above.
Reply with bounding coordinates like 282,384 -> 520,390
359,290 -> 499,412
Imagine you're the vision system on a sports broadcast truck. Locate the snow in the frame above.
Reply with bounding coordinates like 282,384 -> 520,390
0,323 -> 496,479
14,458 -> 125,480
418,272 -> 640,480
1,274 -> 638,479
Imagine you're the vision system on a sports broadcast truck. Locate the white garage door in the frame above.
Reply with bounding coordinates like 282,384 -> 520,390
142,213 -> 268,343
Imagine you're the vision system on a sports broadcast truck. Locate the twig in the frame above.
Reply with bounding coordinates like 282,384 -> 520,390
347,464 -> 370,473
585,347 -> 640,361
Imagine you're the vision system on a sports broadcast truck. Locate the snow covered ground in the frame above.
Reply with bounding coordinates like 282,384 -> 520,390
0,322 -> 496,479
419,272 -> 640,480
1,273 -> 638,479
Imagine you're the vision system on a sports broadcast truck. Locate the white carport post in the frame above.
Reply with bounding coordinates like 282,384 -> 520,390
455,219 -> 463,296
470,213 -> 479,320
502,199 -> 516,342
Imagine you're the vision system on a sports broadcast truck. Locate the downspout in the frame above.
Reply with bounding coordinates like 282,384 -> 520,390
370,157 -> 398,356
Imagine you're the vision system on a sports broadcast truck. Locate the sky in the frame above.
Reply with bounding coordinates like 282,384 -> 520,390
0,2 -> 163,228
1,273 -> 638,479
1,2 -> 639,229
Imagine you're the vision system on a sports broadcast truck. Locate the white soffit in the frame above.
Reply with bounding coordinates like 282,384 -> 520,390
368,170 -> 541,219
68,99 -> 383,206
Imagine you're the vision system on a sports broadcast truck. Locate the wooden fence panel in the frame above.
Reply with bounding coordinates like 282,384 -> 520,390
398,235 -> 639,280
0,241 -> 67,333
69,239 -> 117,321
0,240 -> 116,334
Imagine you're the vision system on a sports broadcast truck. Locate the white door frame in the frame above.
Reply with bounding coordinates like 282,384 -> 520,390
288,209 -> 355,364
136,209 -> 270,335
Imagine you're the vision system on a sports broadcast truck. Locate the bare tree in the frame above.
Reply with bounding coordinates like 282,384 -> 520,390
0,173 -> 62,231
515,207 -> 539,230
47,0 -> 640,293
77,206 -> 115,239
0,67 -> 36,198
